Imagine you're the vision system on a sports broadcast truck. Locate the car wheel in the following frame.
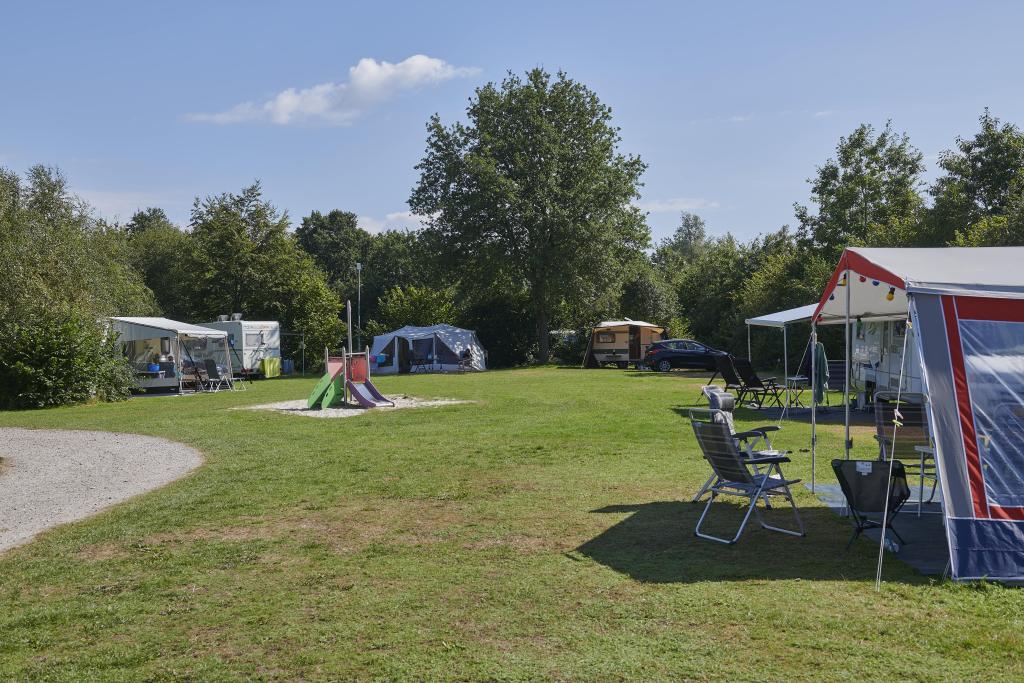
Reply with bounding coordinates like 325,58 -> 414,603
658,360 -> 672,373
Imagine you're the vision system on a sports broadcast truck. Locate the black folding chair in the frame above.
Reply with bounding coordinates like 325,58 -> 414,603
831,459 -> 911,550
714,354 -> 745,398
203,358 -> 230,392
691,419 -> 804,544
732,357 -> 784,408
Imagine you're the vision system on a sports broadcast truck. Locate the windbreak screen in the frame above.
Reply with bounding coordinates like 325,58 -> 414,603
913,293 -> 1024,581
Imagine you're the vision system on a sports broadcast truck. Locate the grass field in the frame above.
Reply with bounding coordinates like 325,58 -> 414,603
0,367 -> 1021,681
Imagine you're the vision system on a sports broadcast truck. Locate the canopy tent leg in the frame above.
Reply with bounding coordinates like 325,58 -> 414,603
783,325 -> 789,409
747,325 -> 751,361
810,322 -> 817,493
844,268 -> 851,460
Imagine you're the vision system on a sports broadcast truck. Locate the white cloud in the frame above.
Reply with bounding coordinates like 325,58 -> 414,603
729,114 -> 752,123
186,55 -> 479,126
635,197 -> 719,213
812,110 -> 836,118
358,210 -> 431,234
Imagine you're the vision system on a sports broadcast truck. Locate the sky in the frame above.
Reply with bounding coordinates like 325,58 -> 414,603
3,1 -> 1024,243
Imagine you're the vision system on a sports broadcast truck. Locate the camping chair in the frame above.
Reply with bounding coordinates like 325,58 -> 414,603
831,459 -> 911,550
691,419 -> 804,544
732,357 -> 784,409
457,348 -> 473,373
689,386 -> 783,501
825,360 -> 847,407
203,359 -> 230,392
874,392 -> 936,515
714,354 -> 745,396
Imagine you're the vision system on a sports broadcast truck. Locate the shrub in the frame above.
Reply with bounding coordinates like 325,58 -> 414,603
0,306 -> 134,409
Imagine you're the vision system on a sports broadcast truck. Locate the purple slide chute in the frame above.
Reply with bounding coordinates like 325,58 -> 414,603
347,380 -> 395,408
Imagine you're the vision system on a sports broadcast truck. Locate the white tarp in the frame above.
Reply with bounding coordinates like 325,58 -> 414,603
745,303 -> 818,328
370,324 -> 486,374
110,317 -> 228,341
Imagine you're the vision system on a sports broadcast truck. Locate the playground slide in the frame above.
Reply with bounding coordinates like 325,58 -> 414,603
307,358 -> 346,409
347,380 -> 395,408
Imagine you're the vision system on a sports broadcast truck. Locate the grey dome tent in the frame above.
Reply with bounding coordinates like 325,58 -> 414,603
370,324 -> 486,374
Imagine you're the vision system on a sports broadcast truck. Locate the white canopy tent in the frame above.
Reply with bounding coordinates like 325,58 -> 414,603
370,324 -> 486,374
110,317 -> 232,392
810,246 -> 1024,582
744,303 -> 818,408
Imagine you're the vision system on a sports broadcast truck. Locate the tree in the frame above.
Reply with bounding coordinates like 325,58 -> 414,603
409,68 -> 649,363
0,165 -> 155,408
126,207 -> 192,317
187,184 -> 344,366
927,110 -> 1024,245
364,284 -> 457,339
652,212 -> 709,278
795,122 -> 925,260
294,209 -> 370,300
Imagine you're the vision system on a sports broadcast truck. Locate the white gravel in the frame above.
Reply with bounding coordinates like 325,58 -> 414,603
240,394 -> 472,418
0,428 -> 203,553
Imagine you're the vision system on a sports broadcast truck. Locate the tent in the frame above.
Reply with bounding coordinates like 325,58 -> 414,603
811,246 -> 1024,581
109,317 -> 232,392
370,324 -> 486,374
744,303 -> 818,407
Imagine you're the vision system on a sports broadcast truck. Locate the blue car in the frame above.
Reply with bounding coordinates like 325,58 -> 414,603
644,339 -> 726,372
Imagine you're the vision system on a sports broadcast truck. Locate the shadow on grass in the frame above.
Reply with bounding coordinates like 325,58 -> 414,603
574,500 -> 927,584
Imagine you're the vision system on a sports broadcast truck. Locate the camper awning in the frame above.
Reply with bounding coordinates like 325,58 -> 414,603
745,304 -> 818,328
813,247 -> 1024,324
110,317 -> 228,341
594,320 -> 663,330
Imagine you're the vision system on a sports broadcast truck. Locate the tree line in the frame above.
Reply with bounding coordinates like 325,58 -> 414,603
2,66 -> 1023,409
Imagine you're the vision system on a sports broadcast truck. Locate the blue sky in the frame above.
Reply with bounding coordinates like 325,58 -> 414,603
3,1 -> 1023,243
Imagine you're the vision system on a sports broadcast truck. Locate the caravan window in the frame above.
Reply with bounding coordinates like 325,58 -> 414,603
245,332 -> 263,347
597,332 -> 615,343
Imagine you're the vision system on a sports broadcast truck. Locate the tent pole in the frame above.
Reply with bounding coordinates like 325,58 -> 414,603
844,267 -> 851,460
810,323 -> 817,492
747,324 -> 751,361
783,325 -> 789,409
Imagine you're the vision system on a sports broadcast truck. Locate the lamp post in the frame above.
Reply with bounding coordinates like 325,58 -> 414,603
356,262 -> 362,350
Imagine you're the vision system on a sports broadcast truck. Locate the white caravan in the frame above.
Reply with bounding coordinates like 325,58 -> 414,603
200,316 -> 281,376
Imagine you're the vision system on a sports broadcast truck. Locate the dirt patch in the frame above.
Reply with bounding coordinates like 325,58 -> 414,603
461,534 -> 563,554
239,395 -> 473,419
136,499 -> 469,554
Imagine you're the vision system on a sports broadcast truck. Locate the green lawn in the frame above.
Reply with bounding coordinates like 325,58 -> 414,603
0,367 -> 1021,681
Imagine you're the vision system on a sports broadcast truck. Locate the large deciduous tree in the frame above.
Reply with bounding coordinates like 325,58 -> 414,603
409,68 -> 649,363
795,122 -> 925,260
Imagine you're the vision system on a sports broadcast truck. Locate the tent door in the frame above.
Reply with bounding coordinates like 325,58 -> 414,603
398,337 -> 411,373
629,326 -> 640,361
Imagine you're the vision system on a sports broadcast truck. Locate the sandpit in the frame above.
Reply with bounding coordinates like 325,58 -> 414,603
241,394 -> 472,418
0,428 -> 203,553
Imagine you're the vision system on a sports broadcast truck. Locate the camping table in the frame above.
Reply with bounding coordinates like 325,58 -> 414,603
136,370 -> 166,379
412,357 -> 432,373
913,445 -> 936,516
785,375 -> 808,408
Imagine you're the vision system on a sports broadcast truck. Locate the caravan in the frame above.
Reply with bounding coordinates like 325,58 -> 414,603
582,320 -> 666,369
200,316 -> 281,377
850,318 -> 923,403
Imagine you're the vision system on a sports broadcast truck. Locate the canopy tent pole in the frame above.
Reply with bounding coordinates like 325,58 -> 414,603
810,322 -> 817,492
783,324 -> 790,408
747,325 -> 751,360
844,268 -> 851,460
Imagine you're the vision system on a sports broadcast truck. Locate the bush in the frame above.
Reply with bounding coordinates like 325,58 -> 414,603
0,306 -> 134,409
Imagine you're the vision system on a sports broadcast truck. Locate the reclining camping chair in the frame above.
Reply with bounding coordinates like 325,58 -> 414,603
203,358 -> 230,392
874,392 -> 936,515
689,386 -> 782,501
732,357 -> 784,409
691,419 -> 804,544
831,459 -> 911,550
714,354 -> 745,397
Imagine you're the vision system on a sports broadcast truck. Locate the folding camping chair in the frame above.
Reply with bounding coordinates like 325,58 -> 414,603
691,419 -> 804,544
831,459 -> 911,550
874,392 -> 936,515
732,357 -> 785,409
689,386 -> 783,501
825,360 -> 847,407
714,354 -> 745,397
203,359 -> 230,392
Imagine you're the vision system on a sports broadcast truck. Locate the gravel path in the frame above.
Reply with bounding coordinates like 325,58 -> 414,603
0,428 -> 203,553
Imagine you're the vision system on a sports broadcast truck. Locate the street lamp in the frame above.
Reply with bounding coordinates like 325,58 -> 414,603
356,262 -> 362,350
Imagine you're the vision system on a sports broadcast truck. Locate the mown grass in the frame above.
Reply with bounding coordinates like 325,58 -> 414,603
0,367 -> 1021,681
